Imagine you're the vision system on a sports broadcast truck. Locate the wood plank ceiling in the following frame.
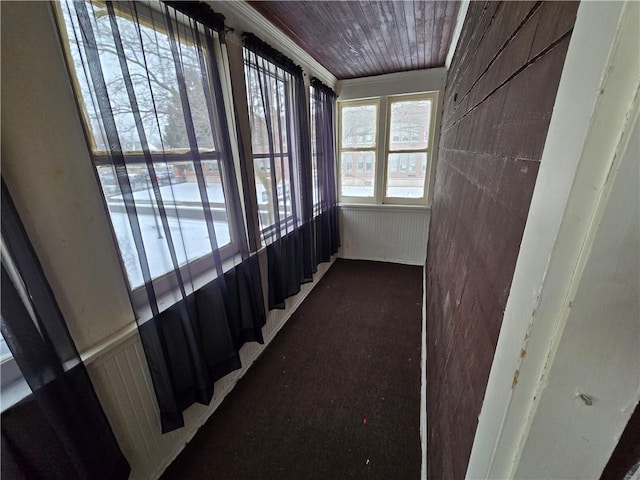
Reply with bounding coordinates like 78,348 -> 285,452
248,1 -> 461,80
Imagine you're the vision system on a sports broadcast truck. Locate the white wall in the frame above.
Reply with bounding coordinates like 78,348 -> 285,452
339,205 -> 430,266
0,2 -> 338,479
467,2 -> 640,478
337,68 -> 447,100
1,1 -> 134,353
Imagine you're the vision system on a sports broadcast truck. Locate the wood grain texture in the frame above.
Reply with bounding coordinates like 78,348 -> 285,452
248,1 -> 460,79
425,2 -> 579,478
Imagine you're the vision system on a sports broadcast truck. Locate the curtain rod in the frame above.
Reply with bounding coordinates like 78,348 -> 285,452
242,32 -> 303,78
162,1 -> 226,33
310,77 -> 336,97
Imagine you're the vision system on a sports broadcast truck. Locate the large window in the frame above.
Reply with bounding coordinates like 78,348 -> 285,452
338,100 -> 378,199
310,86 -> 320,210
338,92 -> 438,205
243,47 -> 298,241
385,95 -> 433,200
57,1 -> 271,433
57,1 -> 238,296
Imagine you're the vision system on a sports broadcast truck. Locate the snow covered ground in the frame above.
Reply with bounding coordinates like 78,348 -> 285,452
107,208 -> 230,289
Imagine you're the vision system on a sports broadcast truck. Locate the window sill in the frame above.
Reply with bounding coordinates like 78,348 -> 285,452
1,376 -> 30,413
77,247 -> 270,373
133,249 -> 247,324
338,203 -> 430,213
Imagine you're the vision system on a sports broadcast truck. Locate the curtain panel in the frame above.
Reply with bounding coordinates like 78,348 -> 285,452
310,78 -> 340,263
1,179 -> 130,480
58,0 -> 265,433
242,33 -> 316,310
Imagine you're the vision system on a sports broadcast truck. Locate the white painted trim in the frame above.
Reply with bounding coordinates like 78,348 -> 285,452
338,255 -> 423,267
446,0 -> 470,69
421,264 -> 428,480
382,92 -> 439,206
375,97 -> 388,205
339,203 -> 429,213
207,1 -> 337,90
337,68 -> 447,101
81,322 -> 139,367
467,1 -> 639,478
337,97 -> 381,204
338,68 -> 447,88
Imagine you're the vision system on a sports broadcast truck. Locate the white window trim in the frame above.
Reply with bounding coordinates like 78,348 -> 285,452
338,91 -> 439,206
337,97 -> 381,204
383,92 -> 439,206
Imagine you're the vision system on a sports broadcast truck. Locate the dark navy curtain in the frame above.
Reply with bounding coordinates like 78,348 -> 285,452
310,78 -> 340,264
243,33 -> 338,311
1,179 -> 130,480
60,0 -> 266,433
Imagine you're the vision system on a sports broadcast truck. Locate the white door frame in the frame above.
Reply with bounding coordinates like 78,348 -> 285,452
466,1 -> 640,478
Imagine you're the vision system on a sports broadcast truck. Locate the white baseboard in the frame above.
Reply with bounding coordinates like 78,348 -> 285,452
338,253 -> 425,267
421,264 -> 428,480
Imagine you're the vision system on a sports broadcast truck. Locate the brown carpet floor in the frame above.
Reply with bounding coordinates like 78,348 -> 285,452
161,258 -> 423,480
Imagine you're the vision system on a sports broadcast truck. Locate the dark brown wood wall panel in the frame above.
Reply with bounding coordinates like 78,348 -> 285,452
425,2 -> 579,478
248,1 -> 460,79
601,401 -> 640,480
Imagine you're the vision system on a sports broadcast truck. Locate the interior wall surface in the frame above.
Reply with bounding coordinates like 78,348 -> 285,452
424,2 -> 578,478
338,205 -> 430,266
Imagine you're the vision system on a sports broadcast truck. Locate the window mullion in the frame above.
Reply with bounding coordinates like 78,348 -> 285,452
376,97 -> 388,205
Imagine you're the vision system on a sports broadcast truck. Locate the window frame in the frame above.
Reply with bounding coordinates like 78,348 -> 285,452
243,50 -> 299,244
0,238 -> 31,405
309,84 -> 323,212
337,91 -> 439,206
383,92 -> 438,205
54,1 -> 243,307
337,97 -> 380,203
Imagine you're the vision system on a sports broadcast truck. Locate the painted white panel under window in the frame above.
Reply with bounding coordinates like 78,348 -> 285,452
339,205 -> 430,266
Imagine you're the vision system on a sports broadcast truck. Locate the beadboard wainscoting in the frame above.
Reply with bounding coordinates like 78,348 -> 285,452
85,256 -> 336,480
339,205 -> 430,266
